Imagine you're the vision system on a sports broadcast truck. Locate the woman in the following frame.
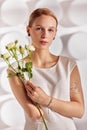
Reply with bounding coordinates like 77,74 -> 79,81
7,8 -> 84,130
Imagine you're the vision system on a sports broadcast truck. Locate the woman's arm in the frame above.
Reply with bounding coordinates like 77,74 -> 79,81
47,66 -> 84,118
25,66 -> 84,118
7,69 -> 43,120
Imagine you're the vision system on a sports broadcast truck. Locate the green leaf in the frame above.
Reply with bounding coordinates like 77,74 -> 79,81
28,72 -> 32,79
21,67 -> 26,72
25,62 -> 32,71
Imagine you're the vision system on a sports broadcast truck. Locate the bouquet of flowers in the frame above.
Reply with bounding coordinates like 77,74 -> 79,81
0,40 -> 48,130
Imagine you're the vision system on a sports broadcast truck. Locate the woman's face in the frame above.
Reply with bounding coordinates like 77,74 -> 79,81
28,15 -> 57,50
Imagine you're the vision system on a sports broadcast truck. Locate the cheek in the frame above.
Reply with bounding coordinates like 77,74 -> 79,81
30,32 -> 38,40
50,36 -> 54,42
31,31 -> 40,39
50,32 -> 56,40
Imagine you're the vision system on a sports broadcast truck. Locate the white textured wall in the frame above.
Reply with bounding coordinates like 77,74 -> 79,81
0,0 -> 87,130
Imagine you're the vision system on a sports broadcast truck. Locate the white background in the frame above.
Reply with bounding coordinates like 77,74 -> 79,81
0,0 -> 87,130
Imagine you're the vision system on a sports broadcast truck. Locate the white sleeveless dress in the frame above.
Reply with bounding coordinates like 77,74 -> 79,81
23,56 -> 77,130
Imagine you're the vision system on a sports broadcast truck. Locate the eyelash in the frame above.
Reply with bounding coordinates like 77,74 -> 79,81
48,29 -> 54,32
36,27 -> 54,32
36,27 -> 42,30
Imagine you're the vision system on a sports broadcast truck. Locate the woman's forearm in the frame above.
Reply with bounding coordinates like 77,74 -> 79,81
8,70 -> 43,119
48,98 -> 84,118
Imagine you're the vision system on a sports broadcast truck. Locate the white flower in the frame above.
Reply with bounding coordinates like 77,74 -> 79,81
29,45 -> 35,51
0,53 -> 10,60
6,42 -> 16,50
25,45 -> 35,51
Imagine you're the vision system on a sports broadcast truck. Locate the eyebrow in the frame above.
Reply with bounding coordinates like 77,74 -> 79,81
34,25 -> 56,29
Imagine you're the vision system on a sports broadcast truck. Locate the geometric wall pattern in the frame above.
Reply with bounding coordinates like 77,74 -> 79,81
0,0 -> 87,130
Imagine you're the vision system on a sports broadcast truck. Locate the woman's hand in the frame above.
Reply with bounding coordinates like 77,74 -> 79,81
25,80 -> 50,106
28,104 -> 44,120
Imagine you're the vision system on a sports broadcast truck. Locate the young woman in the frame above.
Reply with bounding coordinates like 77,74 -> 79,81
7,8 -> 84,130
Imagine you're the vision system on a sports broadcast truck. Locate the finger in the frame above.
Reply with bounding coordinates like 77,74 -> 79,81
25,81 -> 33,87
26,81 -> 36,90
27,90 -> 39,102
26,89 -> 32,97
26,87 -> 34,96
26,84 -> 33,92
25,81 -> 33,91
27,90 -> 35,102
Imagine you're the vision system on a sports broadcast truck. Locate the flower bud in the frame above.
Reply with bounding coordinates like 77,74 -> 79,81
19,46 -> 25,55
0,53 -> 10,60
6,42 -> 16,50
25,45 -> 35,51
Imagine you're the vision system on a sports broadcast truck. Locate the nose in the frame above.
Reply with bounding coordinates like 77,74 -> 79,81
41,29 -> 48,38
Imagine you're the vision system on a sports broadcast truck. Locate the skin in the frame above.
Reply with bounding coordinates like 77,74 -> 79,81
7,15 -> 84,120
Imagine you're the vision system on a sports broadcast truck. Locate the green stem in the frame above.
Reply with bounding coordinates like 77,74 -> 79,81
22,54 -> 23,69
8,49 -> 21,70
4,59 -> 17,73
8,64 -> 17,73
36,104 -> 48,130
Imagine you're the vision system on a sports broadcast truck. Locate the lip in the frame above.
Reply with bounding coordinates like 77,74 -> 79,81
40,40 -> 48,45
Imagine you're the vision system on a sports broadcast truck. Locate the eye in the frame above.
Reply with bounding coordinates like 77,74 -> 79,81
36,27 -> 41,30
35,27 -> 43,31
48,29 -> 55,32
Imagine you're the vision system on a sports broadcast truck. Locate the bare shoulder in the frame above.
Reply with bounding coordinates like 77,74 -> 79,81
51,54 -> 59,62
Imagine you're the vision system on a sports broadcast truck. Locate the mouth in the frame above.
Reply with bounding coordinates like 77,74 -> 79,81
40,40 -> 48,45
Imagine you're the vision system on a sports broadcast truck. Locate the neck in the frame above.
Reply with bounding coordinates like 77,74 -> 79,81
31,49 -> 59,68
33,49 -> 51,60
32,50 -> 53,67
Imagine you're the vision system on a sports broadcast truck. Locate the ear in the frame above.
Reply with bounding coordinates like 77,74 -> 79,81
26,26 -> 30,36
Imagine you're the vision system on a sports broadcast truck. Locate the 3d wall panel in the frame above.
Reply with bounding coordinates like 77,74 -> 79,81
0,0 -> 87,130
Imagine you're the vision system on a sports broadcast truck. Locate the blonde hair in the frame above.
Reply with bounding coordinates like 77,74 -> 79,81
28,8 -> 58,27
